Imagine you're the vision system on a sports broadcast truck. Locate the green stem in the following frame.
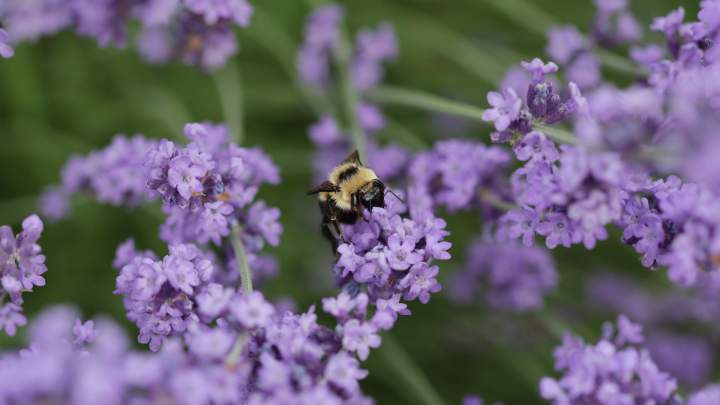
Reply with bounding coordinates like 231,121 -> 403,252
477,188 -> 517,211
225,222 -> 253,367
380,334 -> 447,405
334,27 -> 368,161
231,221 -> 253,294
213,62 -> 244,144
368,86 -> 580,145
367,86 -> 486,121
534,124 -> 579,145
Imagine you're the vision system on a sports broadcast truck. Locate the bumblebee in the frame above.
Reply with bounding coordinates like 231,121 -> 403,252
307,150 -> 388,251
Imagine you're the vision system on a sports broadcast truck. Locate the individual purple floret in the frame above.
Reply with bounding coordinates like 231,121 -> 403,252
39,134 -> 158,220
450,239 -> 557,312
0,215 -> 47,336
481,89 -> 522,132
540,315 -> 677,405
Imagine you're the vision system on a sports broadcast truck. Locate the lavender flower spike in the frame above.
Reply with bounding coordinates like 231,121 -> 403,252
521,58 -> 559,82
0,215 -> 48,335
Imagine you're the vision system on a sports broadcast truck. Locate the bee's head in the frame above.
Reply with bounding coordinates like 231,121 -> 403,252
359,179 -> 385,211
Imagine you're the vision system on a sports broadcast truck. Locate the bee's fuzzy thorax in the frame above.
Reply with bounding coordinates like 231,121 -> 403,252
317,164 -> 378,212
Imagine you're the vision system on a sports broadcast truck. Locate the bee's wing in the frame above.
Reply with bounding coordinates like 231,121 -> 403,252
342,149 -> 362,165
307,181 -> 339,195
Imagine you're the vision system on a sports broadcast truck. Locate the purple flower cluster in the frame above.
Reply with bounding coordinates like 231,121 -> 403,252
408,139 -> 510,214
299,4 -> 410,182
618,176 -> 720,285
450,239 -> 557,313
147,123 -> 282,281
114,242 -> 212,350
0,303 -> 374,404
586,272 -> 720,387
481,58 -> 587,143
40,134 -> 157,221
0,0 -> 254,70
334,196 -> 451,305
136,0 -> 254,70
543,1 -> 720,195
498,140 -> 629,250
540,315 -> 677,405
0,215 -> 46,336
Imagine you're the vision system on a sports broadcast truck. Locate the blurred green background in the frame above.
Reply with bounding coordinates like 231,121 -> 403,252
0,0 -> 703,403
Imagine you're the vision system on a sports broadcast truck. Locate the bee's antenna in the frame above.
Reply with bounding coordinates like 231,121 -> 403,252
386,188 -> 405,203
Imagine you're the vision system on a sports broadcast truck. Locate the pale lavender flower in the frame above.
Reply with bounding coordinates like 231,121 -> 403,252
522,58 -> 559,82
341,319 -> 381,361
482,89 -> 522,131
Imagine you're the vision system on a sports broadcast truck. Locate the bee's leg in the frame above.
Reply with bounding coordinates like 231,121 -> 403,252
321,222 -> 339,255
331,219 -> 347,244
